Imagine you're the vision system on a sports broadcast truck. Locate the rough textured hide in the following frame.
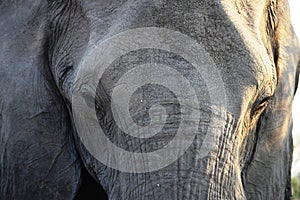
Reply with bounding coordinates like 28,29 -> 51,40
0,0 -> 299,199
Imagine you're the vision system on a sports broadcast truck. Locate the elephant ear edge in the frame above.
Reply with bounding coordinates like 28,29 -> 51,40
295,60 -> 300,95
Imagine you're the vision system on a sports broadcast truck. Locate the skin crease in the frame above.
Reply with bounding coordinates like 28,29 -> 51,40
0,0 -> 299,199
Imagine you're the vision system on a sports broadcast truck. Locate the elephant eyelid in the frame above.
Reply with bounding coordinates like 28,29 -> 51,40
257,96 -> 271,107
250,96 -> 272,118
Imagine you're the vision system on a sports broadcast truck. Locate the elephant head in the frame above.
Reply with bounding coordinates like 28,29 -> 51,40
0,0 -> 299,199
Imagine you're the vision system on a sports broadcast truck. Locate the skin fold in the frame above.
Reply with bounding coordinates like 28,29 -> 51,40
0,0 -> 299,199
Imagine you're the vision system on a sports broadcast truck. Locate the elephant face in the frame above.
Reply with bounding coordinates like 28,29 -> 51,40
0,0 -> 299,199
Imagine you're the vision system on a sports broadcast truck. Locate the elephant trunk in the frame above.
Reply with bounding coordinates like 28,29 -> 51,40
93,106 -> 247,200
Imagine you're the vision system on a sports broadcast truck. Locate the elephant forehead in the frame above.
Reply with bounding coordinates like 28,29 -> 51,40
71,0 -> 275,118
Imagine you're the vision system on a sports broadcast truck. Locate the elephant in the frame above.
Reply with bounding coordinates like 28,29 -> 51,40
1,0 -> 300,199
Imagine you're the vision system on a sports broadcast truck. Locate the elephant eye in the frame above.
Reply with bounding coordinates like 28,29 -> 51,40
250,82 -> 275,118
250,96 -> 272,118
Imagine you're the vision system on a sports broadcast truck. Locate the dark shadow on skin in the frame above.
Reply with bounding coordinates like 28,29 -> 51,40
75,167 -> 108,200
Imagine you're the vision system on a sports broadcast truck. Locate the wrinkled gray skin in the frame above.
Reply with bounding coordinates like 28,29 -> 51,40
1,0 -> 300,199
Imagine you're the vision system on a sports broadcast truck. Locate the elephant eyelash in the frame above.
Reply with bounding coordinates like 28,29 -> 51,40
256,96 -> 271,109
250,96 -> 271,118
